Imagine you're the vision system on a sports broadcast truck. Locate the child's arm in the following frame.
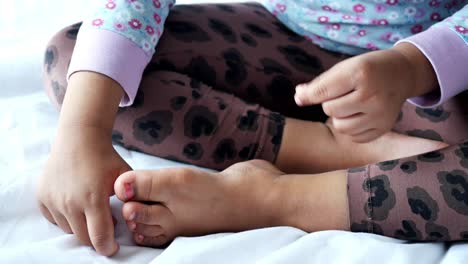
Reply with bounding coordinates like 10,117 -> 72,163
37,0 -> 175,256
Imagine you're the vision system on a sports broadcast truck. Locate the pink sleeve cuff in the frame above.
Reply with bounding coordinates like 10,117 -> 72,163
397,26 -> 468,108
67,29 -> 151,107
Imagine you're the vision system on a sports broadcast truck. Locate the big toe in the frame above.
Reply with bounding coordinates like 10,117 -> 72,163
114,170 -> 172,203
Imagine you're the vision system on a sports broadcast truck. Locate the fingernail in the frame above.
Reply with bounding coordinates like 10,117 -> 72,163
129,211 -> 136,221
130,221 -> 136,231
137,234 -> 144,241
294,94 -> 303,106
124,182 -> 134,200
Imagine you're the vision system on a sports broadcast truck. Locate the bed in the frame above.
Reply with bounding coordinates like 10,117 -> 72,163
0,0 -> 466,263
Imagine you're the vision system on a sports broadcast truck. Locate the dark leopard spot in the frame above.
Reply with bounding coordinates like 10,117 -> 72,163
222,48 -> 248,86
459,231 -> 468,239
258,58 -> 292,75
394,220 -> 422,240
406,129 -> 443,142
166,21 -> 210,42
267,112 -> 285,155
272,21 -> 304,43
417,150 -> 444,163
415,107 -> 450,122
350,221 -> 383,235
239,143 -> 259,160
192,90 -> 202,99
133,111 -> 173,145
183,142 -> 204,160
348,166 -> 367,173
246,83 -> 261,100
175,5 -> 206,13
51,80 -> 65,105
66,22 -> 82,40
216,4 -> 236,13
266,75 -> 295,102
237,110 -> 259,131
190,78 -> 201,89
44,45 -> 58,74
111,130 -> 124,145
212,139 -> 237,164
240,33 -> 258,47
400,161 -> 417,174
208,18 -> 237,43
170,96 -> 187,111
129,91 -> 145,109
278,45 -> 323,75
407,186 -> 439,221
145,59 -> 178,74
363,174 -> 396,221
377,159 -> 399,171
184,105 -> 218,139
184,56 -> 217,87
437,170 -> 468,215
245,23 -> 272,38
455,142 -> 468,168
214,97 -> 227,110
425,223 -> 450,241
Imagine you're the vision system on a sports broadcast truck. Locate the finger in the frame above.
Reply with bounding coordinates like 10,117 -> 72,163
114,170 -> 175,202
50,209 -> 72,234
122,201 -> 173,226
332,114 -> 372,135
39,203 -> 56,224
350,129 -> 383,143
134,233 -> 170,248
85,202 -> 119,256
67,213 -> 92,246
295,67 -> 354,106
321,91 -> 363,118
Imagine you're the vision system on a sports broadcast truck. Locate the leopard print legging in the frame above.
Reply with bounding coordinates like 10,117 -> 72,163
43,3 -> 468,242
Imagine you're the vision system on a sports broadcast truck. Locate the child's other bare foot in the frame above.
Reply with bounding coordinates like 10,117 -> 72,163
114,160 -> 287,247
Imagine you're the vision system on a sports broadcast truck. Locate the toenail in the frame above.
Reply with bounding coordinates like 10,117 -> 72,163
124,182 -> 134,200
129,222 -> 136,231
137,234 -> 144,241
129,211 -> 137,221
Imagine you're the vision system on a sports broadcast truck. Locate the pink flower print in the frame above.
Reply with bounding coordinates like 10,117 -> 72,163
318,16 -> 329,23
276,3 -> 286,12
375,4 -> 386,13
131,2 -> 145,13
322,5 -> 332,12
114,22 -> 127,31
146,25 -> 155,35
430,12 -> 441,21
372,19 -> 389,26
331,23 -> 340,30
404,6 -> 417,17
150,35 -> 158,45
154,13 -> 162,24
129,19 -> 142,29
429,0 -> 440,7
386,0 -> 398,5
411,24 -> 423,34
353,4 -> 365,13
342,14 -> 351,20
366,42 -> 378,50
106,2 -> 116,9
380,32 -> 392,41
92,18 -> 104,27
153,0 -> 161,8
455,25 -> 468,34
358,29 -> 366,36
347,35 -> 359,45
141,40 -> 152,53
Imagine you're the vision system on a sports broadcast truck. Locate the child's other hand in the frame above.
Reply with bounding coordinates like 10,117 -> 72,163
36,126 -> 131,256
294,43 -> 437,143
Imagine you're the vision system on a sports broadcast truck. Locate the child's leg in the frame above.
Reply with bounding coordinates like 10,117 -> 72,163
42,3 -> 443,173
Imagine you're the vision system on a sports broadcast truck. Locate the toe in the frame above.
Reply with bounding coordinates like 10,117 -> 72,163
134,233 -> 172,248
129,222 -> 164,237
122,201 -> 175,226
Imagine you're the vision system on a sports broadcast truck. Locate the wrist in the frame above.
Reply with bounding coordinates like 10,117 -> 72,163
392,43 -> 438,99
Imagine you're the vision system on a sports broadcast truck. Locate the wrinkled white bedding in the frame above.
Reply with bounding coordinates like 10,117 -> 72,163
1,1 -> 466,263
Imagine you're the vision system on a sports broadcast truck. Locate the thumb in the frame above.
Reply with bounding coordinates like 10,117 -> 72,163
294,66 -> 354,106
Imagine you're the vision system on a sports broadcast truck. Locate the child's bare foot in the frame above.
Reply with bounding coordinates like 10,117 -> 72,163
114,160 -> 291,247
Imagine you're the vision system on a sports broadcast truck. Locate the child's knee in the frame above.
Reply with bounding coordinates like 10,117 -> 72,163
43,22 -> 81,109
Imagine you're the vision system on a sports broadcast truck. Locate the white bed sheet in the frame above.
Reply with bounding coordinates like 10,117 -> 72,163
1,1 -> 467,263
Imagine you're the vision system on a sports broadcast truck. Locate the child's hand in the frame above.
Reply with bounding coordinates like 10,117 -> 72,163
294,43 -> 437,143
36,126 -> 131,256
